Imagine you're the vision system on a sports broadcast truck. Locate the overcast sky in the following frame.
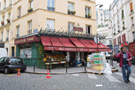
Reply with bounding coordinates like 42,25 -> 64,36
96,0 -> 114,9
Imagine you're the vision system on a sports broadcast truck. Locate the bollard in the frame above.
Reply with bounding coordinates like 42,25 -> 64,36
84,61 -> 86,72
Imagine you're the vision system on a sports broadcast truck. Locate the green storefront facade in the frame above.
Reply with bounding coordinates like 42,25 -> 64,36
15,35 -> 46,68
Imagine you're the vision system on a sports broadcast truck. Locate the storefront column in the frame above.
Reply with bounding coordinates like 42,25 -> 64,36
32,43 -> 38,66
16,45 -> 20,57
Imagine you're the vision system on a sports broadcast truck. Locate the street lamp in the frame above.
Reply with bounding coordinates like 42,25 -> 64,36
95,4 -> 103,52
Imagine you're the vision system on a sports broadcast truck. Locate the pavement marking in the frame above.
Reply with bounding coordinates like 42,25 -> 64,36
105,75 -> 121,83
72,74 -> 79,77
87,74 -> 98,79
95,84 -> 103,87
7,74 -> 14,76
116,72 -> 135,84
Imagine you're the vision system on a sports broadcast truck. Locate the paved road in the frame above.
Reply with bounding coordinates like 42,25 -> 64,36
0,70 -> 135,90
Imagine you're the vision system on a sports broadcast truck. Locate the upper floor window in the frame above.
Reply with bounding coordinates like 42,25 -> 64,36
17,7 -> 21,18
0,3 -> 1,11
6,30 -> 9,41
47,0 -> 55,11
85,7 -> 91,18
16,26 -> 20,38
86,25 -> 91,34
47,19 -> 55,31
68,22 -> 74,33
122,10 -> 124,19
131,17 -> 134,27
28,21 -> 32,34
4,0 -> 6,9
133,32 -> 135,41
29,0 -> 33,8
68,2 -> 75,15
1,32 -> 3,42
101,18 -> 103,21
130,2 -> 133,12
100,13 -> 103,17
10,0 -> 12,5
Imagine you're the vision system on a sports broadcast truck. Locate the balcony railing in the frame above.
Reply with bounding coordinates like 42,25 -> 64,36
28,8 -> 33,13
47,7 -> 55,11
16,34 -> 19,38
6,37 -> 9,41
68,10 -> 76,15
85,15 -> 91,18
28,30 -> 32,34
18,15 -> 21,18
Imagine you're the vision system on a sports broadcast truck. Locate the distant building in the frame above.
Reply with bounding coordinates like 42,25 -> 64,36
109,0 -> 135,55
96,9 -> 113,50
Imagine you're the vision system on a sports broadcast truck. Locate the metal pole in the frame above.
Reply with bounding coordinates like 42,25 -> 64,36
84,61 -> 86,72
33,61 -> 35,72
97,34 -> 99,52
66,56 -> 68,74
49,57 -> 51,73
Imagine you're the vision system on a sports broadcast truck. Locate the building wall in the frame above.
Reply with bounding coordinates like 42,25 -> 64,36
0,0 -> 97,57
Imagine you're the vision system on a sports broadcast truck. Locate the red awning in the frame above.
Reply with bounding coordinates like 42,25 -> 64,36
44,46 -> 54,50
50,37 -> 64,47
59,38 -> 75,47
79,39 -> 95,48
69,38 -> 85,48
41,36 -> 52,46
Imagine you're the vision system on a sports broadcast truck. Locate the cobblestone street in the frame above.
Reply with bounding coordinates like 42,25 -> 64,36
1,63 -> 135,90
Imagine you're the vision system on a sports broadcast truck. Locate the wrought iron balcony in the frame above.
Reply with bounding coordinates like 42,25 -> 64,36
16,34 -> 19,38
47,7 -> 55,11
28,30 -> 32,34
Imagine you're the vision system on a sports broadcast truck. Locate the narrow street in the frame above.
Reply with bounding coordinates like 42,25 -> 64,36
0,63 -> 135,90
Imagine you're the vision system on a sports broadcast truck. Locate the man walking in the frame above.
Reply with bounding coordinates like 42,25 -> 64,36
113,46 -> 132,83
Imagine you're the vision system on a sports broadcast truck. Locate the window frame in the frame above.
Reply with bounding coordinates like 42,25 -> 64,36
68,22 -> 74,33
47,19 -> 55,31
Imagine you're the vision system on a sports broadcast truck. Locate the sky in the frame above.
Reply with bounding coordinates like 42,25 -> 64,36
96,0 -> 114,9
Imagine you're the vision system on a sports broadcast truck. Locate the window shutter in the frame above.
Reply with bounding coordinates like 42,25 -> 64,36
130,2 -> 133,12
117,37 -> 119,45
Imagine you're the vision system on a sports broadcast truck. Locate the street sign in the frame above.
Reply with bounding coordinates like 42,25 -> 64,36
94,36 -> 99,44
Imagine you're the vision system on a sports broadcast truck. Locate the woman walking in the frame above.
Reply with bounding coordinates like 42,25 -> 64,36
113,46 -> 132,83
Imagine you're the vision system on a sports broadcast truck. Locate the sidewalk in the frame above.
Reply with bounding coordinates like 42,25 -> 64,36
25,61 -> 120,74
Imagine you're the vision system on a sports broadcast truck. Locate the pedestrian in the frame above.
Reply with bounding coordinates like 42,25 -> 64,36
113,46 -> 132,83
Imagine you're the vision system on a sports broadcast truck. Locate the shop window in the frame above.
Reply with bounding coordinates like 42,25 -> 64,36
17,7 -> 21,18
20,48 -> 32,58
68,2 -> 75,15
16,26 -> 20,38
68,22 -> 74,33
86,25 -> 91,34
130,2 -> 133,12
85,7 -> 91,18
47,0 -> 55,11
28,21 -> 32,34
47,19 -> 55,31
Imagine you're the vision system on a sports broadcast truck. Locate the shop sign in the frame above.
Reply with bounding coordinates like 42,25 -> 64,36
15,36 -> 40,45
54,47 -> 77,51
44,46 -> 54,50
73,27 -> 83,32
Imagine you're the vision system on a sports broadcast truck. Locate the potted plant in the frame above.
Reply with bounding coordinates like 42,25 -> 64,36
118,30 -> 120,32
123,26 -> 125,30
71,11 -> 76,15
1,21 -> 4,25
113,33 -> 116,35
7,19 -> 10,23
88,13 -> 91,18
28,8 -> 33,13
